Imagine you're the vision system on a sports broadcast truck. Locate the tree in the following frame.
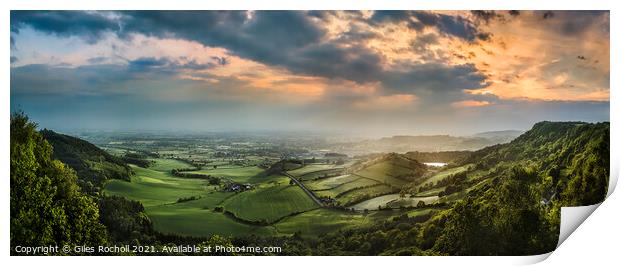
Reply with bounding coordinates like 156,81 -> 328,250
10,112 -> 107,253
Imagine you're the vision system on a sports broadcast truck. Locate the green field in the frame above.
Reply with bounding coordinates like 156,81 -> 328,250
336,185 -> 396,206
419,164 -> 473,187
287,164 -> 338,177
297,168 -> 345,181
353,161 -> 413,188
415,187 -> 445,197
104,166 -> 210,206
147,201 -> 275,237
349,194 -> 438,210
222,185 -> 319,223
275,209 -> 372,236
304,174 -> 358,190
387,196 -> 439,208
314,178 -> 379,198
350,193 -> 401,210
102,160 -> 438,238
183,166 -> 265,183
149,158 -> 194,172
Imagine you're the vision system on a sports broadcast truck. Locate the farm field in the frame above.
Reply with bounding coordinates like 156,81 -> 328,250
287,164 -> 339,177
303,174 -> 358,190
183,166 -> 265,183
386,196 -> 439,208
350,194 -> 439,210
352,160 -> 417,188
103,152 -> 458,239
297,168 -> 345,181
419,164 -> 473,187
222,185 -> 319,223
104,166 -> 210,207
415,187 -> 445,197
147,200 -> 275,237
336,185 -> 396,206
149,158 -> 194,172
274,208 -> 408,237
350,194 -> 402,210
314,178 -> 379,198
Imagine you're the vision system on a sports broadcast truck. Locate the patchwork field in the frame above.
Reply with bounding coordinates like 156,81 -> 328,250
103,157 -> 450,238
353,161 -> 413,188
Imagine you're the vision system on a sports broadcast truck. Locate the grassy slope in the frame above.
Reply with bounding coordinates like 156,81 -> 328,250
314,178 -> 379,198
304,174 -> 358,190
104,166 -> 210,207
419,164 -> 473,187
146,200 -> 275,237
222,185 -> 319,223
104,165 -> 279,237
287,164 -> 338,177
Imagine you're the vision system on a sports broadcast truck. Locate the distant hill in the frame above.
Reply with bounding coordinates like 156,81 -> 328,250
41,130 -> 132,192
471,130 -> 524,143
342,131 -> 518,153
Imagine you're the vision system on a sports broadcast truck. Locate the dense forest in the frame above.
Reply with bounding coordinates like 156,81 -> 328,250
10,113 -> 610,256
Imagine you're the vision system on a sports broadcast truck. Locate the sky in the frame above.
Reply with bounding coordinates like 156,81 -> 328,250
10,11 -> 610,136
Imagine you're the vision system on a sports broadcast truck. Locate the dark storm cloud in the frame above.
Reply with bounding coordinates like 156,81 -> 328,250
411,11 -> 487,42
11,10 -> 489,96
11,64 -> 133,95
369,11 -> 488,42
381,63 -> 488,94
470,11 -> 498,24
10,11 -> 119,43
127,57 -> 221,73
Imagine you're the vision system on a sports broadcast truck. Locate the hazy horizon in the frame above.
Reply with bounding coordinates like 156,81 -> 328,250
10,11 -> 609,136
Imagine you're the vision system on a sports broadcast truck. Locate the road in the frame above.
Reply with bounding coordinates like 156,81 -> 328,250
282,172 -> 324,207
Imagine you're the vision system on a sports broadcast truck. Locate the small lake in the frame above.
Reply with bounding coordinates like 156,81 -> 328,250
423,162 -> 447,167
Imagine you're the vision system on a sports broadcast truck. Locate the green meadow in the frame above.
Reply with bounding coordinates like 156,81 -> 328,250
222,185 -> 319,223
149,158 -> 194,172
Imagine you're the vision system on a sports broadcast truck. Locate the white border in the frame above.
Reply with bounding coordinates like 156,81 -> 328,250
2,1 -> 617,265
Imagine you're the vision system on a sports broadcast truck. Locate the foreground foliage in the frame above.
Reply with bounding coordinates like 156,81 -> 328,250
10,113 -> 107,253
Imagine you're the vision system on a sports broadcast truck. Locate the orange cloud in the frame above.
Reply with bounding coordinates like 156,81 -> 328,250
451,100 -> 491,108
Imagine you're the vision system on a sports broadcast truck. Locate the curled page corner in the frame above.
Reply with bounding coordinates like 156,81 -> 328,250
557,203 -> 602,247
607,164 -> 618,197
